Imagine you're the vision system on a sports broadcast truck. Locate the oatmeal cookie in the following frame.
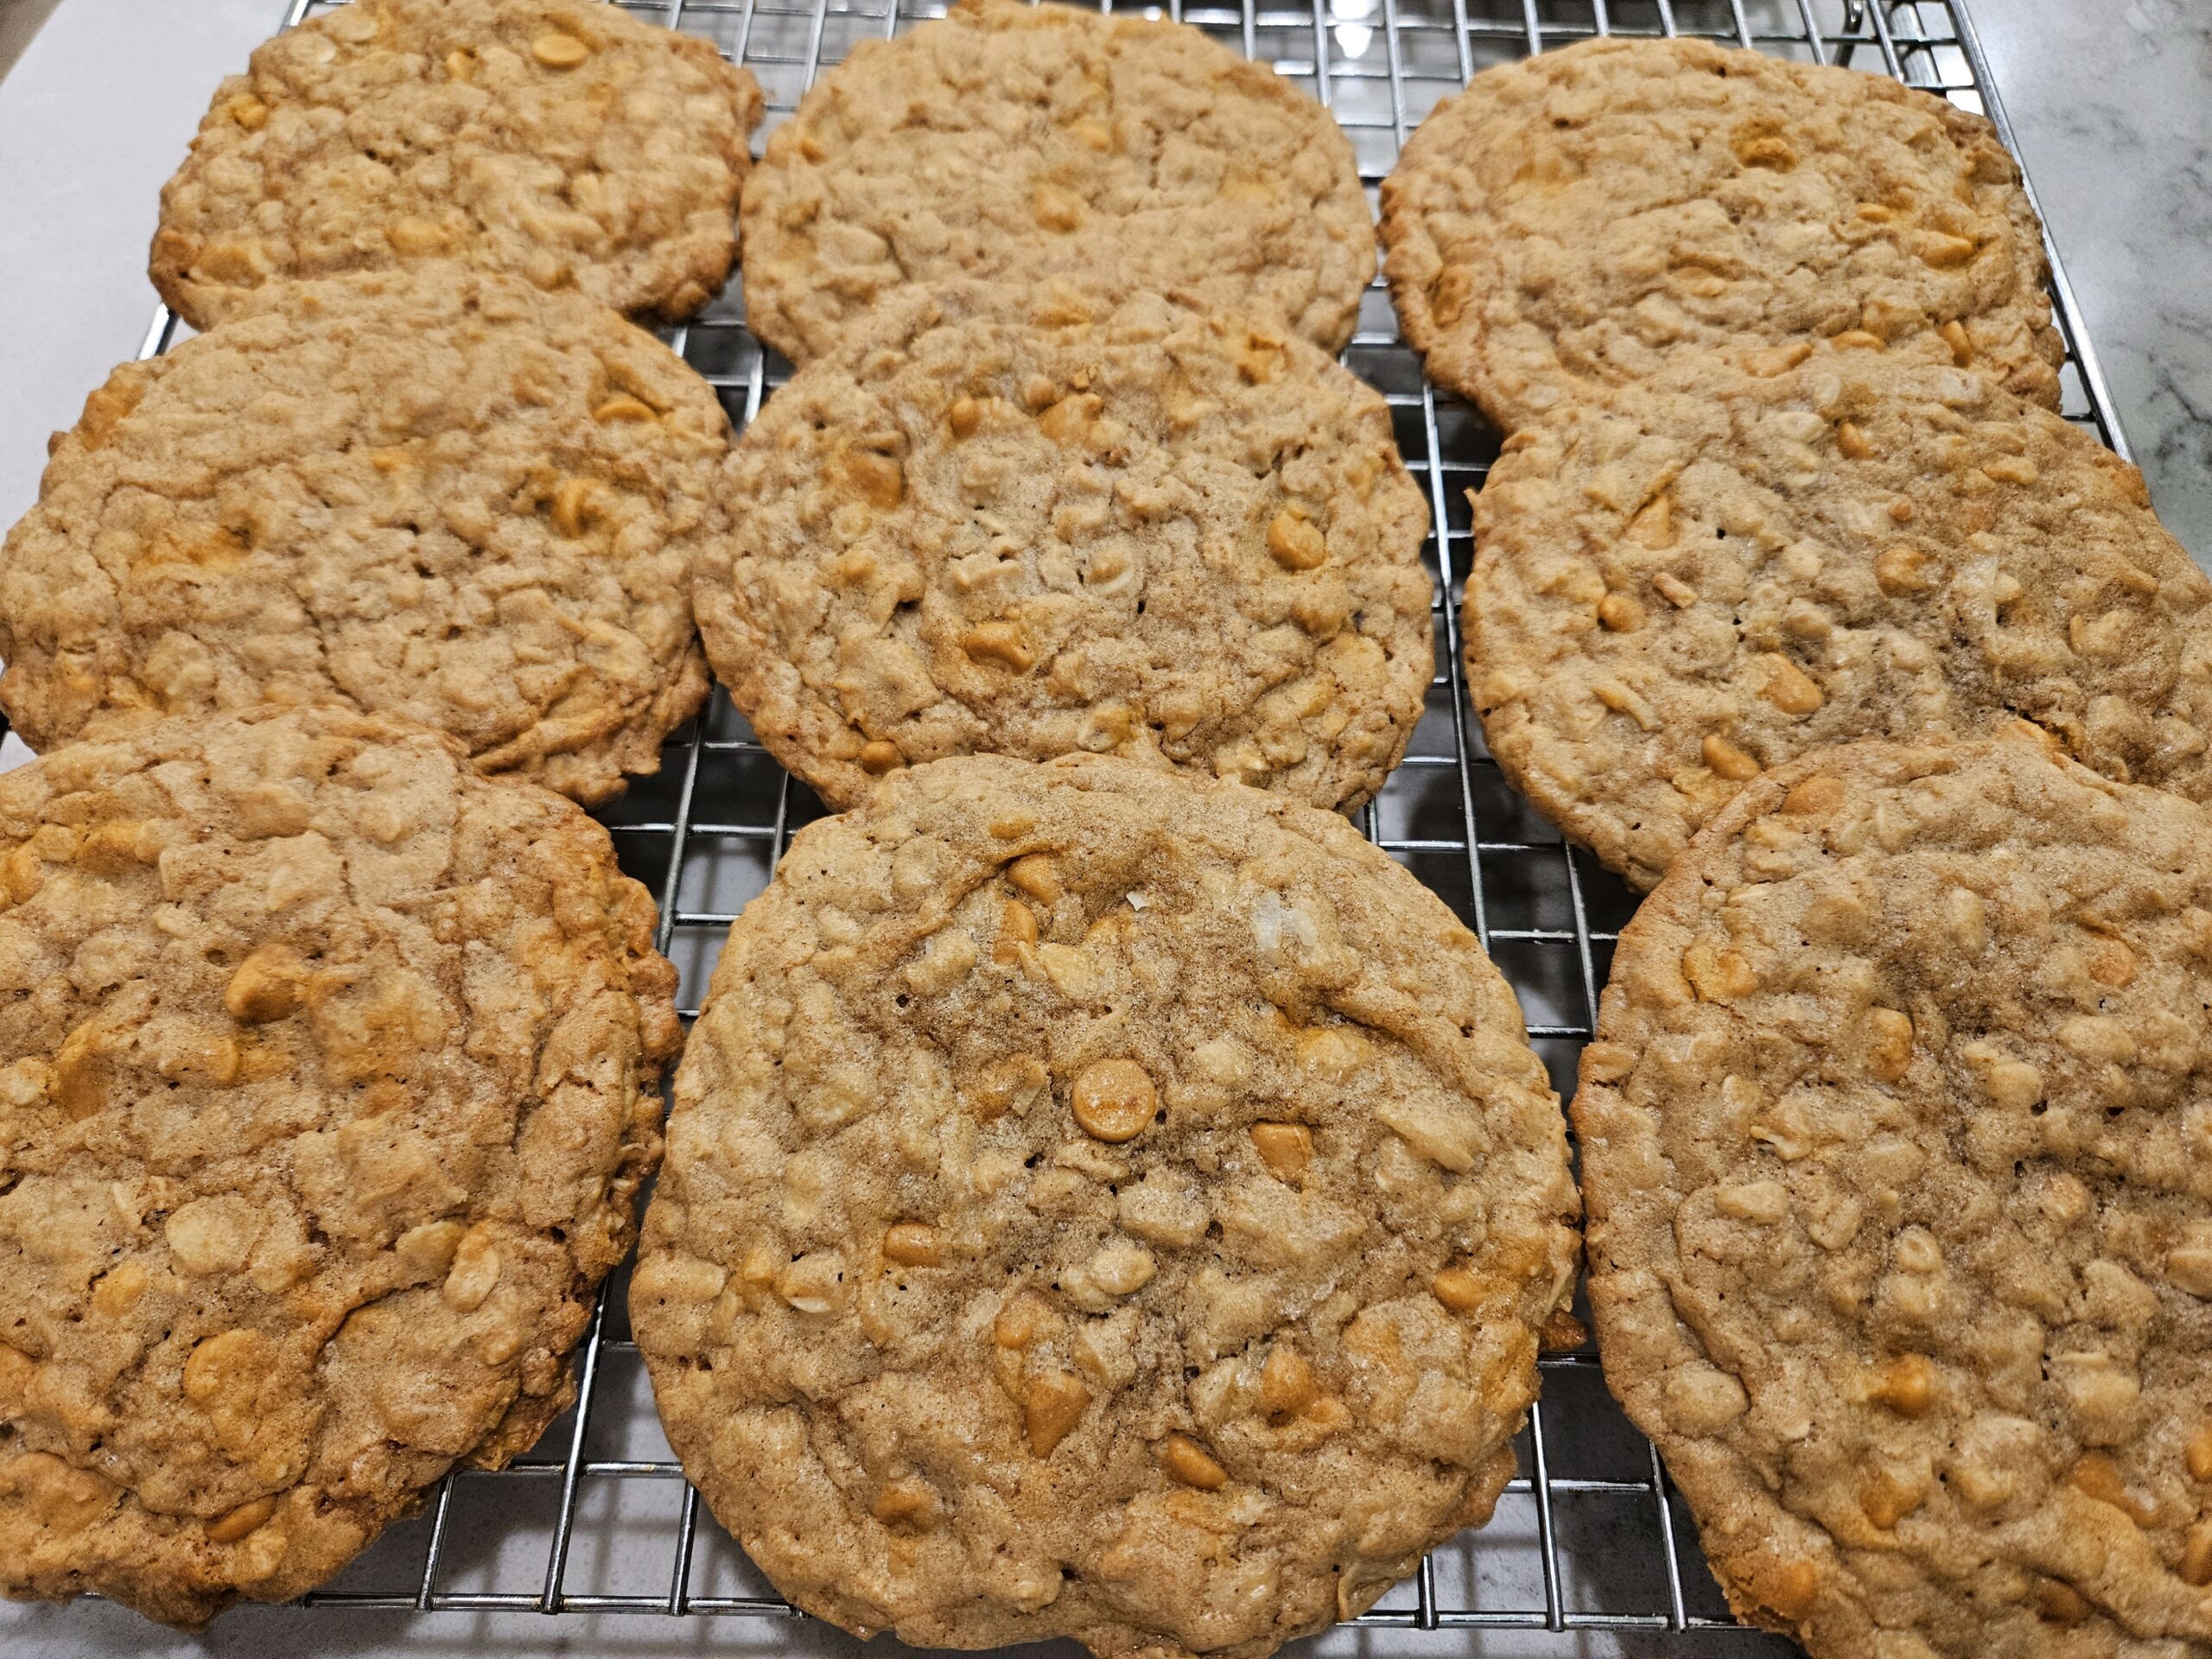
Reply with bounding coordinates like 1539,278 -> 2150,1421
0,704 -> 679,1628
1579,734 -> 2212,1659
0,263 -> 725,805
632,753 -> 1579,1659
698,284 -> 1433,811
151,0 -> 761,329
738,0 -> 1374,365
1381,35 -> 2062,433
1465,350 -> 2212,889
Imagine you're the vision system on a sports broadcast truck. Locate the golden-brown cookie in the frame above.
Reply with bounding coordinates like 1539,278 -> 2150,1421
738,0 -> 1374,364
1579,734 -> 2212,1659
1465,349 -> 2212,889
1382,35 -> 2062,432
152,0 -> 761,328
0,704 -> 678,1627
1,263 -> 724,804
697,284 -> 1433,811
633,753 -> 1579,1659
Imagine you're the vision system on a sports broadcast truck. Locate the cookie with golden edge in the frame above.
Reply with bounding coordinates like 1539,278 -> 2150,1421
1382,35 -> 2061,433
0,704 -> 678,1628
1579,734 -> 2212,1659
1,263 -> 726,805
698,283 -> 1433,811
1465,349 -> 2212,890
738,0 -> 1375,365
632,753 -> 1580,1659
152,0 -> 761,328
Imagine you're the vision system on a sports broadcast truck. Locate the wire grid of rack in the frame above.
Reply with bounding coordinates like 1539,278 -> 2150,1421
37,0 -> 2126,1649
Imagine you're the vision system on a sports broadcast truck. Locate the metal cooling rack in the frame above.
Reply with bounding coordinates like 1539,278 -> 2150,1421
33,0 -> 2130,1650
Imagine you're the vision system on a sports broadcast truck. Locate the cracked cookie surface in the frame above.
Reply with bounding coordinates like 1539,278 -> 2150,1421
0,704 -> 678,1628
632,753 -> 1579,1659
697,285 -> 1433,812
152,0 -> 761,328
0,263 -> 725,805
1381,35 -> 2061,433
1465,350 -> 2212,890
738,0 -> 1374,365
1579,735 -> 2212,1659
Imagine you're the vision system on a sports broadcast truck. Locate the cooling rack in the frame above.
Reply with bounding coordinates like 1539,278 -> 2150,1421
13,0 -> 2133,1652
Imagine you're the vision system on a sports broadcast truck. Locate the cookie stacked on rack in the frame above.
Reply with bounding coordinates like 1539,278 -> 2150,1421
702,0 -> 1435,811
1382,34 -> 2212,889
1388,34 -> 2212,1659
696,278 -> 1437,812
0,0 -> 763,1624
10,0 -> 768,804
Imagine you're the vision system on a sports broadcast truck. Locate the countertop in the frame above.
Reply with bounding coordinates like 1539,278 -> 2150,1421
0,1 -> 2205,1656
1967,0 -> 2212,561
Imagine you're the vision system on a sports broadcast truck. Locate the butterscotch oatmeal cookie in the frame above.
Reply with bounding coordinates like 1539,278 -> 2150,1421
1465,350 -> 2212,890
1578,734 -> 2212,1659
698,285 -> 1433,812
632,753 -> 1579,1659
1381,35 -> 2062,433
0,704 -> 678,1629
738,0 -> 1373,365
152,0 -> 761,329
0,263 -> 725,805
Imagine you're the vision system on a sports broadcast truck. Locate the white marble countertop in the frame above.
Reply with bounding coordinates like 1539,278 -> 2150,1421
1966,0 -> 2212,559
0,3 -> 2205,1657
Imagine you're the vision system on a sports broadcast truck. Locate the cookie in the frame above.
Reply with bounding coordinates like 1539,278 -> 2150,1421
1578,734 -> 2212,1659
0,262 -> 725,805
151,0 -> 761,329
696,284 -> 1433,812
632,753 -> 1580,1659
737,0 -> 1374,365
1465,349 -> 2212,890
0,703 -> 679,1628
1381,35 -> 2062,433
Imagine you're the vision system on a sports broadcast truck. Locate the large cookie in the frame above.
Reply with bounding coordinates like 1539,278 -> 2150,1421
697,285 -> 1433,812
1465,350 -> 2212,890
0,704 -> 679,1628
632,753 -> 1580,1659
738,0 -> 1374,365
151,0 -> 761,329
1578,734 -> 2212,1659
1381,35 -> 2062,433
0,262 -> 725,805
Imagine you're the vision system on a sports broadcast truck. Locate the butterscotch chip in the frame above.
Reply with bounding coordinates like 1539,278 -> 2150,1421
1578,735 -> 2212,1659
151,0 -> 761,327
737,0 -> 1372,364
632,753 -> 1579,1659
1465,352 -> 2212,888
698,285 -> 1433,812
1381,35 -> 2062,432
0,705 -> 678,1629
0,264 -> 725,804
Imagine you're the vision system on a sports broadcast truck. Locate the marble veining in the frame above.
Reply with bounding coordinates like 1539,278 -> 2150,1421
1968,0 -> 2212,563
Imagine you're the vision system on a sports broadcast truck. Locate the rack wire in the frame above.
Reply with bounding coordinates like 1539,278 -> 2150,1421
35,0 -> 2129,1649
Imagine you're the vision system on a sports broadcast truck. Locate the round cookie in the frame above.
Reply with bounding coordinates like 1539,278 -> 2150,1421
698,284 -> 1433,812
152,0 -> 761,330
632,753 -> 1580,1659
0,703 -> 679,1628
1578,734 -> 2212,1659
1381,35 -> 2062,433
1465,349 -> 2212,890
0,262 -> 726,805
737,0 -> 1375,365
